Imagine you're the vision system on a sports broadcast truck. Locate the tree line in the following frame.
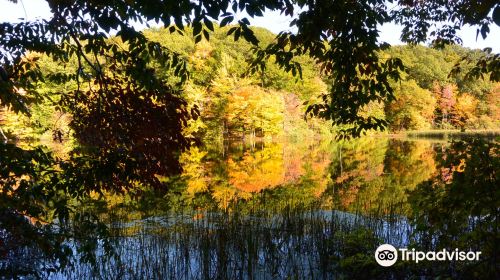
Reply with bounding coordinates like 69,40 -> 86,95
2,26 -> 498,145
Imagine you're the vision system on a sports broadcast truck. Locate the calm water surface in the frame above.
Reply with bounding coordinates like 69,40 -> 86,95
12,137 -> 500,279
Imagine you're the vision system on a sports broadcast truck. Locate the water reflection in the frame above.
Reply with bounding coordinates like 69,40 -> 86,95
327,139 -> 438,215
2,137 -> 498,279
177,138 -> 440,215
179,140 -> 333,210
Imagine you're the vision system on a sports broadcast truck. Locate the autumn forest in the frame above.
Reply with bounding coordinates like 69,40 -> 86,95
2,27 -> 499,144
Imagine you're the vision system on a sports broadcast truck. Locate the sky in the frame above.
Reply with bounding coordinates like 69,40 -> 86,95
1,0 -> 499,52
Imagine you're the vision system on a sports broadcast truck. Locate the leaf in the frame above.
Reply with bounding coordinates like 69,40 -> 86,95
480,24 -> 490,39
493,6 -> 500,27
204,18 -> 214,32
234,28 -> 241,41
194,34 -> 202,44
193,22 -> 202,37
227,26 -> 238,35
220,16 -> 233,27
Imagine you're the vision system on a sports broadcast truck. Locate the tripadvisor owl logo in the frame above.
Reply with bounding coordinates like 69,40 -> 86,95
375,244 -> 398,267
375,244 -> 482,267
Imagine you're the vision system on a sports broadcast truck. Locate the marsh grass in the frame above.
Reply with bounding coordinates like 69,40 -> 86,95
48,201 -> 412,280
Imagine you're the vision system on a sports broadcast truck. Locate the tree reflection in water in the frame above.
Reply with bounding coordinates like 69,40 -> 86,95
407,138 -> 499,279
1,137 -> 498,279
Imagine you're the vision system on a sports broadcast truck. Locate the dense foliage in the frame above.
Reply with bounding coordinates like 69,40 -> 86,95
3,28 -> 498,142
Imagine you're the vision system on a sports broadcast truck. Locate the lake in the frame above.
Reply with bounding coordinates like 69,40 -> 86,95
3,136 -> 499,279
